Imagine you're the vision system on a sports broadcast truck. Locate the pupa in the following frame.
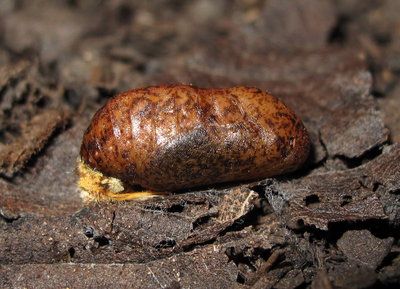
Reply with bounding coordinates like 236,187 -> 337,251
78,85 -> 310,202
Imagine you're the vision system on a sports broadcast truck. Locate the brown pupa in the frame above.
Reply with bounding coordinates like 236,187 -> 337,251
78,85 -> 310,202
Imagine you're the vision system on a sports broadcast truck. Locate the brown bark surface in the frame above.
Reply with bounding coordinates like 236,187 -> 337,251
1,1 -> 400,288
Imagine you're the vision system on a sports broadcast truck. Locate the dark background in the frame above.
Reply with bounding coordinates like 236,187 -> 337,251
0,1 -> 400,288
